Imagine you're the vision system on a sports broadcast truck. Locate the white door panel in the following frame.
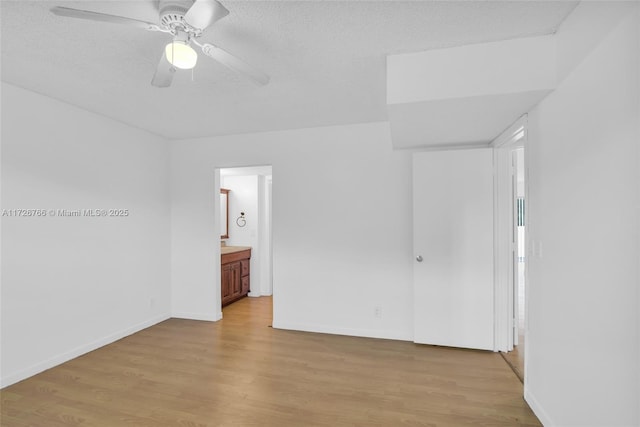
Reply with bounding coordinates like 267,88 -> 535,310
413,149 -> 494,350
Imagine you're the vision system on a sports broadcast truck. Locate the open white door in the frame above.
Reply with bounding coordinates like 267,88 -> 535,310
413,148 -> 494,350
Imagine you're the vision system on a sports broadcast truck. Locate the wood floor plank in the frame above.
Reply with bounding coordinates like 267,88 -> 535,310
1,296 -> 540,426
501,332 -> 525,383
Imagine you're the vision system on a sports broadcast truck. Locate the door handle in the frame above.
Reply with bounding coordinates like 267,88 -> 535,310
416,255 -> 423,262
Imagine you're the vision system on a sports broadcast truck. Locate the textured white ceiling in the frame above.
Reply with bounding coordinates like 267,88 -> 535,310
1,1 -> 577,140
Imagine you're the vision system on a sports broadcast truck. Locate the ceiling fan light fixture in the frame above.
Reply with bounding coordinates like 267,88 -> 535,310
165,41 -> 198,69
49,1 -> 269,87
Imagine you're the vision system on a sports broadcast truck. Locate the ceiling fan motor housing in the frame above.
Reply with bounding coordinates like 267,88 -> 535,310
159,0 -> 194,29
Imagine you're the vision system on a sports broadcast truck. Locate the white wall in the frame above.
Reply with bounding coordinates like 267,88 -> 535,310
171,122 -> 414,339
525,3 -> 639,425
637,4 -> 640,418
1,83 -> 171,387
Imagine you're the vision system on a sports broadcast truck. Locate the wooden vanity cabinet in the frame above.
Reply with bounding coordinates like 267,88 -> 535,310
221,248 -> 251,307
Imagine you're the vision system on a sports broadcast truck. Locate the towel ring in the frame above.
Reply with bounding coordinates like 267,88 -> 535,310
236,212 -> 246,227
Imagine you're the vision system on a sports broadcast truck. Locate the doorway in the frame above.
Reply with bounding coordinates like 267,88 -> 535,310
493,117 -> 527,383
505,148 -> 526,381
217,165 -> 273,322
514,148 -> 526,346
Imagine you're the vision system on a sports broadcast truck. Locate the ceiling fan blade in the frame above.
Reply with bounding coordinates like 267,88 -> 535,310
151,53 -> 176,88
201,43 -> 269,85
51,6 -> 160,31
184,0 -> 229,30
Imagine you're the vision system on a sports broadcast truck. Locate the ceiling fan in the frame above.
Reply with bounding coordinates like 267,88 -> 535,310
50,0 -> 270,87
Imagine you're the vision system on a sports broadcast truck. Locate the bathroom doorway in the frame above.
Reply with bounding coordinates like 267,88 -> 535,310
218,166 -> 273,322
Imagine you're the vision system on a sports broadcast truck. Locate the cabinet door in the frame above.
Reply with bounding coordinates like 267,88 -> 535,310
221,264 -> 232,302
241,276 -> 250,295
232,262 -> 242,295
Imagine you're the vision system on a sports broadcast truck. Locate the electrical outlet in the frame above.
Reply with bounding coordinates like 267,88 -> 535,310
374,306 -> 382,319
150,298 -> 156,309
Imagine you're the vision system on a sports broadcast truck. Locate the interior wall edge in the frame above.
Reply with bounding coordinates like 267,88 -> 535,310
524,387 -> 554,427
272,320 -> 413,342
0,81 -> 170,142
636,3 -> 640,422
0,313 -> 171,389
171,311 -> 222,322
171,120 -> 392,145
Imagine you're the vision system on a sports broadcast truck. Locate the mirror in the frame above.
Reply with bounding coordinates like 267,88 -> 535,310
220,188 -> 229,239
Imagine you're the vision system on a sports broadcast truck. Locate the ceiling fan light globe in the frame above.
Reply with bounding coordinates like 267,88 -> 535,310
165,42 -> 198,70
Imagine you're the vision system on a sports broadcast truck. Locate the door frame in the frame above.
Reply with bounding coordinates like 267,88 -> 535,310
492,115 -> 528,353
215,165 -> 274,317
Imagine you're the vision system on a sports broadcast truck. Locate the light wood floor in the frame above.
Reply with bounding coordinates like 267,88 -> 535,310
1,297 -> 540,426
501,333 -> 525,384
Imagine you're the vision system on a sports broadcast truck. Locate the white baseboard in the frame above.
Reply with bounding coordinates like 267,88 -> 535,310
172,311 -> 222,322
249,292 -> 272,297
272,320 -> 413,342
1,313 -> 170,389
525,386 -> 553,426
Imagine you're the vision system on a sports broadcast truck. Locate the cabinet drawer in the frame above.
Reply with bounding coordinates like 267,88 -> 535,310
240,259 -> 249,277
221,248 -> 251,264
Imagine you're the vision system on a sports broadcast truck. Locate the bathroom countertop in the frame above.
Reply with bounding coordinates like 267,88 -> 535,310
221,245 -> 252,255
